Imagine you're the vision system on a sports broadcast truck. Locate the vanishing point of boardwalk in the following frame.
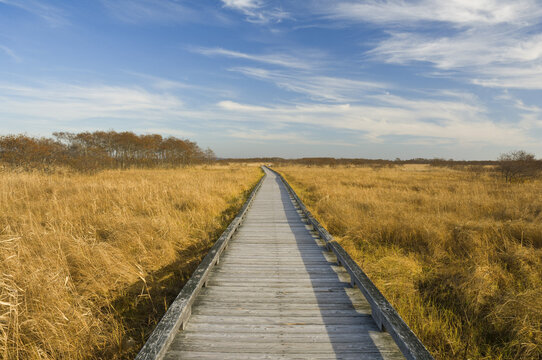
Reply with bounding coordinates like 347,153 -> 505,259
161,168 -> 404,359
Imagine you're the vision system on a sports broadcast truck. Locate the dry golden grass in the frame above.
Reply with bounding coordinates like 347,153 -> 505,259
0,165 -> 262,359
276,164 -> 542,360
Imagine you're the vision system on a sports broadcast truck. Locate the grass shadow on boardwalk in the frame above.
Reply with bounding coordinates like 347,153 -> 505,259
274,174 -> 395,359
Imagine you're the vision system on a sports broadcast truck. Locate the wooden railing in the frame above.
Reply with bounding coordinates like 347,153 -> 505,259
135,170 -> 266,360
267,166 -> 434,360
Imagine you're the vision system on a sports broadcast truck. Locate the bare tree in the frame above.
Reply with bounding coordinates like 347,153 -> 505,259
498,150 -> 541,183
1,131 -> 212,171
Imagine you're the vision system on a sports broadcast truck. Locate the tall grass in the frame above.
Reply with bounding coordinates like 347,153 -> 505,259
0,165 -> 261,359
277,164 -> 542,360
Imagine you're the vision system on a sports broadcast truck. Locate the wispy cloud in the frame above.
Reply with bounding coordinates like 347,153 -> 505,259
495,92 -> 542,129
0,0 -> 68,26
218,100 -> 271,113
369,29 -> 542,89
136,128 -> 195,138
1,78 -> 540,152
0,45 -> 20,62
323,0 -> 542,26
193,47 -> 313,69
317,0 -> 542,90
124,71 -> 236,99
369,31 -> 540,69
231,67 -> 388,102
471,65 -> 542,89
216,97 -> 536,147
0,81 -> 185,124
221,0 -> 289,23
226,128 -> 356,147
101,0 -> 200,24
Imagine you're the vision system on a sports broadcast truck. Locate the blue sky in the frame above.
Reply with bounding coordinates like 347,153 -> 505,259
1,0 -> 541,159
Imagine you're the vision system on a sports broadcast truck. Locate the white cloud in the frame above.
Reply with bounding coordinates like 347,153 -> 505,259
1,79 -> 539,151
369,30 -> 542,89
231,67 -> 388,102
101,0 -> 199,24
370,31 -> 542,69
225,128 -> 356,146
216,98 -> 535,147
0,82 -> 185,123
0,45 -> 20,62
218,100 -> 271,112
124,71 -> 237,99
320,0 -> 542,90
193,47 -> 312,69
325,0 -> 542,26
222,0 -> 260,10
471,65 -> 542,89
0,0 -> 68,26
221,0 -> 289,23
129,73 -> 193,91
495,92 -> 542,129
136,128 -> 195,138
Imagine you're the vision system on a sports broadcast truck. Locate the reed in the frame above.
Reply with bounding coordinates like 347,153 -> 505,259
0,165 -> 261,359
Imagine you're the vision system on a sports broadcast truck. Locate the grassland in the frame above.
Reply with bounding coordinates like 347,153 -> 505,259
0,165 -> 262,359
276,164 -> 541,360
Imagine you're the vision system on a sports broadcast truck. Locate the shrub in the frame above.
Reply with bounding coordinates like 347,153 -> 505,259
498,150 -> 541,183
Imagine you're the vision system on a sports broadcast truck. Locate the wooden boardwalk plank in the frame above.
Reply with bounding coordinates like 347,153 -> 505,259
170,341 -> 400,354
164,351 -> 405,360
162,168 -> 403,359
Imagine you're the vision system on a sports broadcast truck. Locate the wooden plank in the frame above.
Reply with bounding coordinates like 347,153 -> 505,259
183,323 -> 380,334
164,351 -> 405,360
185,314 -> 372,326
224,247 -> 326,252
216,259 -> 334,265
207,275 -> 350,282
200,282 -> 352,289
203,281 -> 355,290
192,297 -> 368,306
170,340 -> 401,354
221,247 -> 327,252
174,331 -> 378,343
199,288 -> 357,296
191,308 -> 371,317
210,271 -> 344,278
211,267 -> 345,274
210,274 -> 346,281
219,253 -> 328,258
213,262 -> 344,269
192,300 -> 367,311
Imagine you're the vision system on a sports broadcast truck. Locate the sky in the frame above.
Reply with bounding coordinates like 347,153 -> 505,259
1,0 -> 542,159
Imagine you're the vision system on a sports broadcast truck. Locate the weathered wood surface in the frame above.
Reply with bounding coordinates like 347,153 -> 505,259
267,167 -> 434,360
158,167 -> 405,359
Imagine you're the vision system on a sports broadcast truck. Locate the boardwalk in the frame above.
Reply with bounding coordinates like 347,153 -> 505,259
161,168 -> 404,359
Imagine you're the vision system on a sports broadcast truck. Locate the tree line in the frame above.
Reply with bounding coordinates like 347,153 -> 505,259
220,151 -> 541,182
219,156 -> 500,167
0,131 -> 215,171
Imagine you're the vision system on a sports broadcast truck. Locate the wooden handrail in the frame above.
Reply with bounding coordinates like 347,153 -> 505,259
266,166 -> 434,360
135,169 -> 266,360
